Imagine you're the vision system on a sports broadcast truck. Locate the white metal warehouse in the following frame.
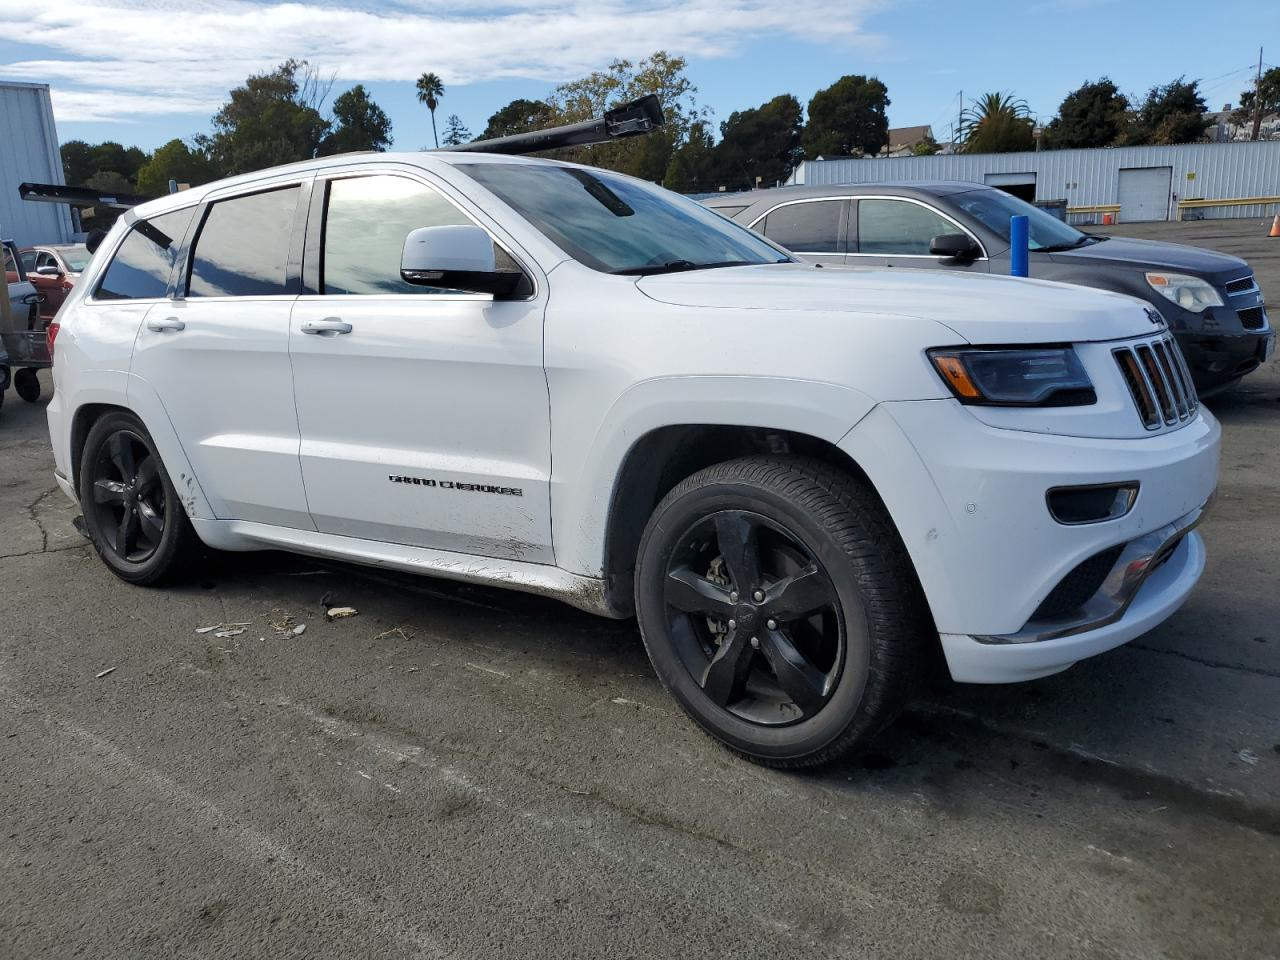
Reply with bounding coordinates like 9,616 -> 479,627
0,80 -> 75,248
788,140 -> 1280,225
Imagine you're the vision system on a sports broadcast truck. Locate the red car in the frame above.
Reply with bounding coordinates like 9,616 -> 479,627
19,244 -> 92,319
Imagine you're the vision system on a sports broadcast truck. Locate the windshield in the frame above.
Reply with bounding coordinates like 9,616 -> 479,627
949,189 -> 1091,252
458,163 -> 789,274
61,246 -> 92,272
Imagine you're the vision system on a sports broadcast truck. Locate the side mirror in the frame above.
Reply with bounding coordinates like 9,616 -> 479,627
400,225 -> 520,297
35,265 -> 61,277
929,233 -> 980,261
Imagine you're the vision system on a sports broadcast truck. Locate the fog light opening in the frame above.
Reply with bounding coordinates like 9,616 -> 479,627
1046,482 -> 1139,525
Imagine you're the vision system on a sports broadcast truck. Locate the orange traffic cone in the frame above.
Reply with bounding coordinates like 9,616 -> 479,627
1270,214 -> 1280,238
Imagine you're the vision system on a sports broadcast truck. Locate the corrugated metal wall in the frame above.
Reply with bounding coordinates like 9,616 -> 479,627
0,82 -> 74,247
789,141 -> 1280,223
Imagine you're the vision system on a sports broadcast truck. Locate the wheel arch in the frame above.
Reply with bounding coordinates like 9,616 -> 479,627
69,388 -> 215,522
600,423 -> 887,616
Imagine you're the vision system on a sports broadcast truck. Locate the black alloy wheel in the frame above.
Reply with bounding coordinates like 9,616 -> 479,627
89,429 -> 167,564
663,509 -> 844,726
79,412 -> 197,584
636,456 -> 928,768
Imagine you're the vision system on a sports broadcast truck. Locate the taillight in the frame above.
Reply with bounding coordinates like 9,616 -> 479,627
47,321 -> 60,360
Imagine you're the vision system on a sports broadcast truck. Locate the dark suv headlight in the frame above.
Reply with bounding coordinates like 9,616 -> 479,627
928,346 -> 1096,407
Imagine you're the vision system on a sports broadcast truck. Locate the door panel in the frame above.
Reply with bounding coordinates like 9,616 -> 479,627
128,184 -> 313,528
290,172 -> 553,562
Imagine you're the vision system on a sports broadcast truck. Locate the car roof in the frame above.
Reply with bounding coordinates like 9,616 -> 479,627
125,150 -> 594,221
701,180 -> 988,208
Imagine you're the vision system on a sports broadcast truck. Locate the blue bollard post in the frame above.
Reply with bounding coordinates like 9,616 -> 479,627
1010,215 -> 1029,277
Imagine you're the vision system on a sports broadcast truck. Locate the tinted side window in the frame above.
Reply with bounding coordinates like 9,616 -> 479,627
95,208 -> 196,301
323,175 -> 472,295
21,251 -> 37,272
36,252 -> 57,270
759,201 -> 842,253
188,186 -> 299,297
857,199 -> 956,255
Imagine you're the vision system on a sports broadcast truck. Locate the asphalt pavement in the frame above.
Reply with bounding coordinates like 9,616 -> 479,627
1,218 -> 1278,959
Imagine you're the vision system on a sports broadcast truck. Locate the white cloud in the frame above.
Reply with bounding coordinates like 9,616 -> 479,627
0,0 -> 882,123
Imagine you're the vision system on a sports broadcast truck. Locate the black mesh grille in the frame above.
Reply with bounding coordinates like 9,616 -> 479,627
1032,545 -> 1124,621
1238,307 -> 1266,331
1224,276 -> 1256,295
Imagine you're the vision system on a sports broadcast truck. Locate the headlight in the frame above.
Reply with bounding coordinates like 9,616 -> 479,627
1145,272 -> 1223,312
928,346 -> 1096,406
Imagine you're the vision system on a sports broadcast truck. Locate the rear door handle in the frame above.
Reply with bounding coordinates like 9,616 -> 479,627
146,317 -> 185,332
301,318 -> 353,336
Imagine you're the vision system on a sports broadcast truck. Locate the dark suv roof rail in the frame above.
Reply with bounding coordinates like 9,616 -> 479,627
438,95 -> 664,156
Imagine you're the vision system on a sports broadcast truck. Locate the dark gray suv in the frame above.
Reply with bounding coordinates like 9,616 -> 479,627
703,182 -> 1273,394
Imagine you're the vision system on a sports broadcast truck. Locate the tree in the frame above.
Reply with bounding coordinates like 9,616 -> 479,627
713,94 -> 805,190
959,92 -> 1035,153
135,139 -> 218,197
546,51 -> 706,180
84,170 -> 134,195
1043,78 -> 1129,149
1232,67 -> 1280,140
480,99 -> 555,140
441,114 -> 471,146
416,72 -> 445,148
911,136 -> 939,156
60,140 -> 97,185
206,59 -> 331,175
319,84 -> 393,155
1128,77 -> 1208,144
663,120 -> 719,192
801,75 -> 890,158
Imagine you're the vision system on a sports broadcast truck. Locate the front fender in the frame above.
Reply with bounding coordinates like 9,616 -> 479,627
551,374 -> 877,577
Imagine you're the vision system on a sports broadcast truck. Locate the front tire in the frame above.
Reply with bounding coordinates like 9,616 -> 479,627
635,456 -> 929,768
78,412 -> 197,585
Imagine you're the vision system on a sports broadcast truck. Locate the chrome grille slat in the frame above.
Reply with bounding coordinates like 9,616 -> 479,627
1154,340 -> 1189,418
1113,334 -> 1198,432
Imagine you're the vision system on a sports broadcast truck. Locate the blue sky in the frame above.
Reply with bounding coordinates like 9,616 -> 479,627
0,0 -> 1274,152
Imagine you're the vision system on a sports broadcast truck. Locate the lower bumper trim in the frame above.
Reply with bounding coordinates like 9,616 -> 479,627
974,495 -> 1212,645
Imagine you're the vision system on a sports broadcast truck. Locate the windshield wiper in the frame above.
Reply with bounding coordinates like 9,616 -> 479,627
1037,235 -> 1096,253
612,260 -> 753,276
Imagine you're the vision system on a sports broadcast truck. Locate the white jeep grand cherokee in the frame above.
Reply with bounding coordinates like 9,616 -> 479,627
46,152 -> 1219,767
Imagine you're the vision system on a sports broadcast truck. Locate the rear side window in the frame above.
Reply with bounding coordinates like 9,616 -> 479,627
20,251 -> 37,272
188,186 -> 299,297
759,200 -> 842,253
857,199 -> 956,255
95,208 -> 196,301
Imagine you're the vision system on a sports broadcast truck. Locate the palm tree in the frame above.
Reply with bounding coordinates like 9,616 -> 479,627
416,72 -> 445,148
958,92 -> 1035,153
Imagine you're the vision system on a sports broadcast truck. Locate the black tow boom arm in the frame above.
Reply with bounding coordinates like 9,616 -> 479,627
441,94 -> 664,156
18,182 -> 148,210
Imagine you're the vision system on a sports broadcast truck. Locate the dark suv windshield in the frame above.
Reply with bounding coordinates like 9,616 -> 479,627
459,163 -> 788,275
949,189 -> 1092,252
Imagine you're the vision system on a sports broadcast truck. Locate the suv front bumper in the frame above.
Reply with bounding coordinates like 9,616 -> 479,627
838,399 -> 1220,683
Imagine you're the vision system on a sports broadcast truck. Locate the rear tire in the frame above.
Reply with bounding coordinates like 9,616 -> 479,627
78,411 -> 197,585
635,456 -> 929,769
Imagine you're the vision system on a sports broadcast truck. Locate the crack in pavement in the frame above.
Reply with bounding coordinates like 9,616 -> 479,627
1128,641 -> 1280,679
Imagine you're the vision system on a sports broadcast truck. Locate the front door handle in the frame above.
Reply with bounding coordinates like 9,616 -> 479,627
146,316 -> 185,332
301,318 -> 353,336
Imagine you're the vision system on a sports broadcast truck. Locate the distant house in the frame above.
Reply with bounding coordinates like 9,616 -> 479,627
1204,104 -> 1280,143
879,125 -> 936,157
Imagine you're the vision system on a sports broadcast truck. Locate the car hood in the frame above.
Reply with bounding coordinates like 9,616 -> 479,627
1049,236 -> 1250,283
636,263 -> 1162,344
